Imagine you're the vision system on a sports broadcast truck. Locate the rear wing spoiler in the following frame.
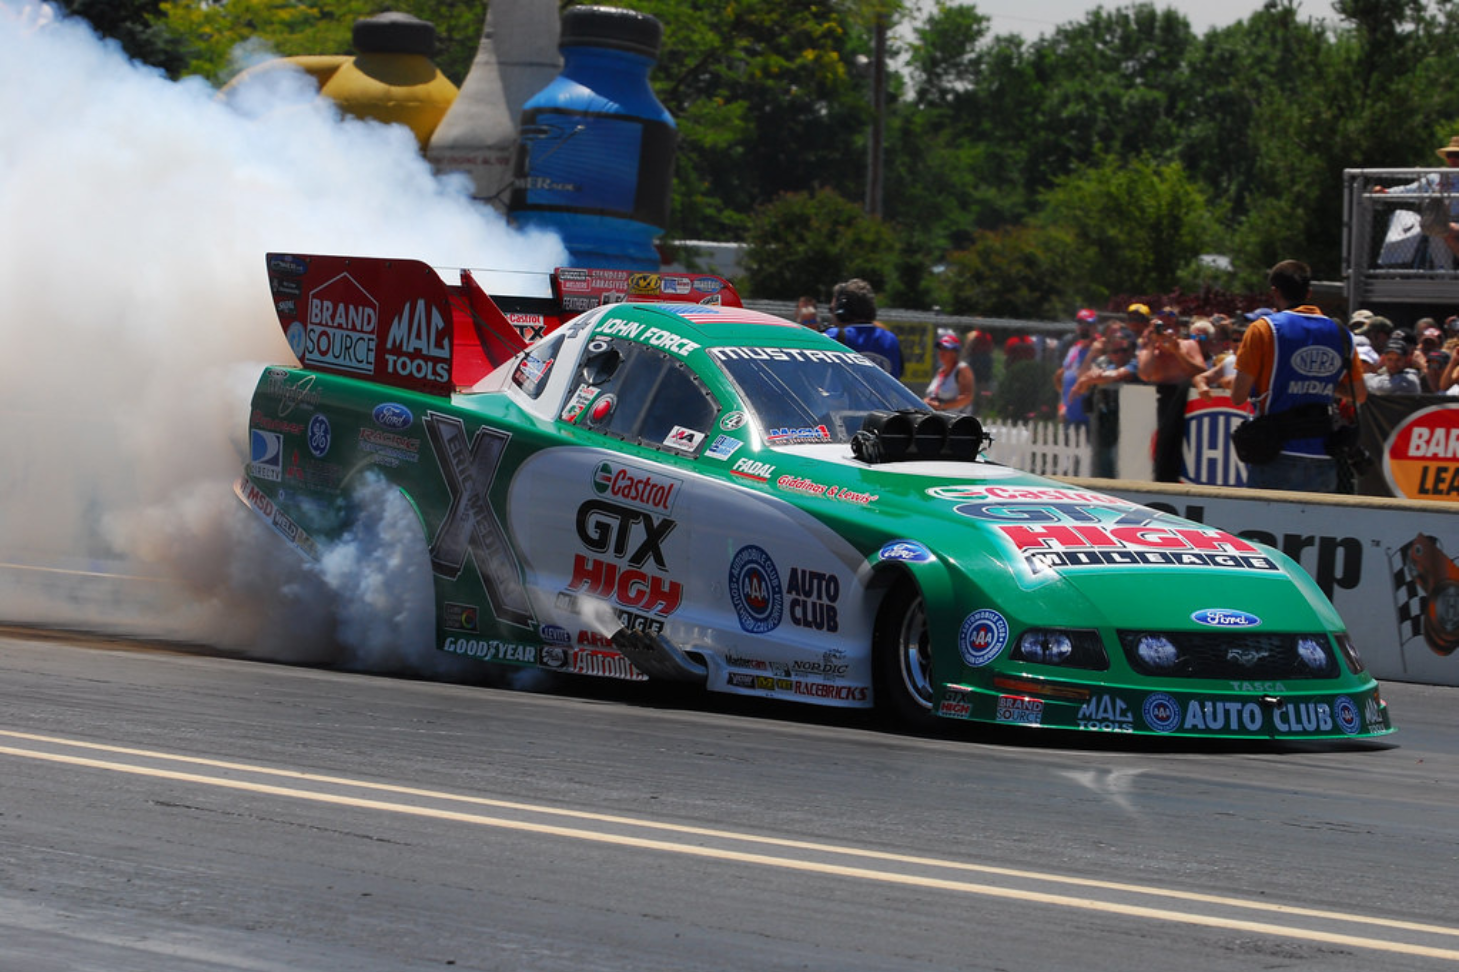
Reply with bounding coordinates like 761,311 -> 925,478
265,253 -> 742,397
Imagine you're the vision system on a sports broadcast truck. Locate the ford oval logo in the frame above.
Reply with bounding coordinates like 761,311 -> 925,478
879,540 -> 933,563
1192,608 -> 1262,628
1291,345 -> 1341,377
372,402 -> 413,430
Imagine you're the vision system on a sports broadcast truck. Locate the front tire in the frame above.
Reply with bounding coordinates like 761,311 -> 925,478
873,580 -> 940,731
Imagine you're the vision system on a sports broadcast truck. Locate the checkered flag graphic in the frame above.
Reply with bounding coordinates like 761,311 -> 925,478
1389,541 -> 1426,646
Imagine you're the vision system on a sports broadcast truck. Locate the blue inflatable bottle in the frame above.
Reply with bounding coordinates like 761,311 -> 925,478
508,6 -> 676,270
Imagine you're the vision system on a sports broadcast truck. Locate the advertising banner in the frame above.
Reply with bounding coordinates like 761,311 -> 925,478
1089,482 -> 1459,688
1355,394 -> 1459,502
1179,390 -> 1459,504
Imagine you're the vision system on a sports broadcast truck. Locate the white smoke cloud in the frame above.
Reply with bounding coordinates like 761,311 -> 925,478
0,1 -> 566,677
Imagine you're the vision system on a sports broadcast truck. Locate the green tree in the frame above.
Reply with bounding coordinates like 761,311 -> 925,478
935,224 -> 1085,318
740,188 -> 895,300
1036,154 -> 1217,296
157,0 -> 484,83
636,0 -> 871,239
57,0 -> 191,76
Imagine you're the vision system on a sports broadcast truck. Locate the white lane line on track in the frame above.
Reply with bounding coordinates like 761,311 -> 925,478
4,729 -> 1457,962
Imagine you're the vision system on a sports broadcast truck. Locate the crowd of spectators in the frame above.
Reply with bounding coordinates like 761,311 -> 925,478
791,277 -> 1459,486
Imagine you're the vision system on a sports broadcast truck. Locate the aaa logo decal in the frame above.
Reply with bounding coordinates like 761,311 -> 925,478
957,609 -> 1008,667
729,545 -> 782,634
1142,692 -> 1182,733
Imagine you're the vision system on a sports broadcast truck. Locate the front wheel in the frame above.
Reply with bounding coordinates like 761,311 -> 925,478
873,580 -> 940,731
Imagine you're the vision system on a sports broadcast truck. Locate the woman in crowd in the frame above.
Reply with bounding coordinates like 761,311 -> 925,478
924,333 -> 976,413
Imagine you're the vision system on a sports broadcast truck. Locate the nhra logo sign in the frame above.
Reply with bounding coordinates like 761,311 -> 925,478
1180,393 -> 1251,488
305,273 -> 378,375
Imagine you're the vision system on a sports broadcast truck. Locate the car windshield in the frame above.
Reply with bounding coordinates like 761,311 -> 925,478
710,345 -> 927,445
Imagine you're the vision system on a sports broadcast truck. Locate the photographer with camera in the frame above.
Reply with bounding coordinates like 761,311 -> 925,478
1230,260 -> 1368,493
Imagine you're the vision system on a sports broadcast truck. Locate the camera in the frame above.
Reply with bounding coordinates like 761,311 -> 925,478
1325,422 -> 1374,476
1342,444 -> 1376,477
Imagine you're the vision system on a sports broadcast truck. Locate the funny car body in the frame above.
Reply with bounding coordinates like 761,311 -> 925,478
237,252 -> 1394,741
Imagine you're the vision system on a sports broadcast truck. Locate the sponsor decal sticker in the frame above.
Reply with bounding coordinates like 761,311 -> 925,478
628,273 -> 660,295
1334,695 -> 1361,735
440,638 -> 537,663
372,402 -> 414,430
791,681 -> 868,702
507,312 -> 546,343
996,696 -> 1044,725
940,484 -> 1278,575
729,545 -> 783,634
443,602 -> 479,632
1142,692 -> 1182,733
958,609 -> 1008,667
540,624 -> 572,645
878,540 -> 933,563
561,384 -> 597,423
384,297 -> 451,385
1076,695 -> 1134,732
705,435 -> 742,460
249,430 -> 283,481
286,321 -> 306,359
591,462 -> 680,513
938,689 -> 974,719
307,412 -> 331,458
693,277 -> 723,294
358,427 -> 421,466
766,424 -> 831,445
775,474 -> 878,505
268,254 -> 308,276
720,411 -> 748,431
663,425 -> 705,453
787,568 -> 840,633
305,272 -> 379,375
1269,700 -> 1334,734
731,457 -> 774,483
1191,608 -> 1261,628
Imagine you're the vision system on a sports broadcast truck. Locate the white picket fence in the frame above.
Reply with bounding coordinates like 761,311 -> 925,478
982,419 -> 1091,478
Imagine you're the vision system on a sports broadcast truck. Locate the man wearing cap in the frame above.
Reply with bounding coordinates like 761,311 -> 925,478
1375,136 -> 1459,268
924,332 -> 975,413
1125,303 -> 1151,336
1231,260 -> 1367,492
1365,339 -> 1423,394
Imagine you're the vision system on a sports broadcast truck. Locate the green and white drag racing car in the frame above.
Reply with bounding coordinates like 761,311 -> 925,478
238,253 -> 1393,741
